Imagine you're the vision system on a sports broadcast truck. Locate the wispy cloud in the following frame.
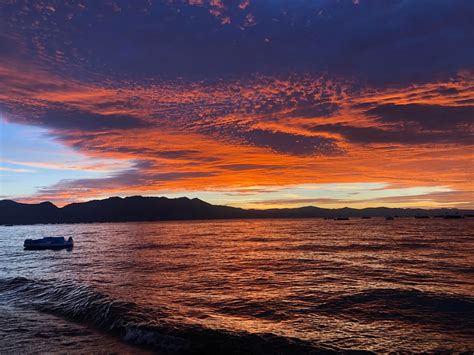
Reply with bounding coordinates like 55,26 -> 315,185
0,166 -> 35,173
1,159 -> 130,173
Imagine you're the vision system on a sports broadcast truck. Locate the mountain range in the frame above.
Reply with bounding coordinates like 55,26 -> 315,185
0,196 -> 472,225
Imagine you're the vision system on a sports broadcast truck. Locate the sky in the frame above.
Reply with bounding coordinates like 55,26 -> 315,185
0,0 -> 473,209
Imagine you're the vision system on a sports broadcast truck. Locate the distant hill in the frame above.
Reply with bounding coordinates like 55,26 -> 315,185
0,196 -> 472,225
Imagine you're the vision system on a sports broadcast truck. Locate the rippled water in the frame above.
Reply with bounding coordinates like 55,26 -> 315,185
1,218 -> 473,353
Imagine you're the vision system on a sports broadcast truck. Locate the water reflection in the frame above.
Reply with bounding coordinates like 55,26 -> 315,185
0,218 -> 473,352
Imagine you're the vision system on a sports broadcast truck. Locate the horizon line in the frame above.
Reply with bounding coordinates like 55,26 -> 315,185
2,195 -> 473,212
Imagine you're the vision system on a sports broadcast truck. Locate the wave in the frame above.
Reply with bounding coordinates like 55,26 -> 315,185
5,277 -> 470,352
289,242 -> 437,253
315,288 -> 474,332
0,277 -> 341,354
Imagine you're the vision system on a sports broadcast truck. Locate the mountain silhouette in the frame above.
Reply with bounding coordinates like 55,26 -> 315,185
0,196 -> 472,225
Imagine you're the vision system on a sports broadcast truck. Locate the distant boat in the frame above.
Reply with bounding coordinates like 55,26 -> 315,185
334,217 -> 349,220
385,216 -> 394,220
24,236 -> 74,250
415,216 -> 430,219
4,224 -> 14,226
361,216 -> 371,219
443,215 -> 464,219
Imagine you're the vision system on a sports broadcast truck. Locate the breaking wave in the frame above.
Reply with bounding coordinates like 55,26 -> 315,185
0,277 -> 340,354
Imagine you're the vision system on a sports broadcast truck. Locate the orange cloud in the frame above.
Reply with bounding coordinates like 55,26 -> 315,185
1,57 -> 473,208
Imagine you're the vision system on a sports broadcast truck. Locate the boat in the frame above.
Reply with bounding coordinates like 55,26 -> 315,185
24,236 -> 74,250
415,216 -> 430,219
385,216 -> 394,220
443,215 -> 464,219
334,217 -> 349,220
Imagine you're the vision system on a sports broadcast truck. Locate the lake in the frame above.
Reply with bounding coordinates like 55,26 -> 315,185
0,218 -> 473,353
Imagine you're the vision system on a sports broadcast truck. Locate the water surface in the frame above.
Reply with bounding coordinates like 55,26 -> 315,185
1,218 -> 473,353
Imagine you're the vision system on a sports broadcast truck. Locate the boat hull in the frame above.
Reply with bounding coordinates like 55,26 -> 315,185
24,243 -> 73,250
23,237 -> 74,250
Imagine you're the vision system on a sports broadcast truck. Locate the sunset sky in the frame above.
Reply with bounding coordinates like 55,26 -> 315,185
0,0 -> 473,209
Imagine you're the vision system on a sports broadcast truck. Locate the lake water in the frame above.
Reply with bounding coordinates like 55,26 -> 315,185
0,218 -> 473,353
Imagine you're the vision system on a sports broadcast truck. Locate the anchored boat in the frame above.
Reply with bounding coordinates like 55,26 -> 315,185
24,236 -> 74,250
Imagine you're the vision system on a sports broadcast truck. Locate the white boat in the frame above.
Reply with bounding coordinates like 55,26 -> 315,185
24,236 -> 74,250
